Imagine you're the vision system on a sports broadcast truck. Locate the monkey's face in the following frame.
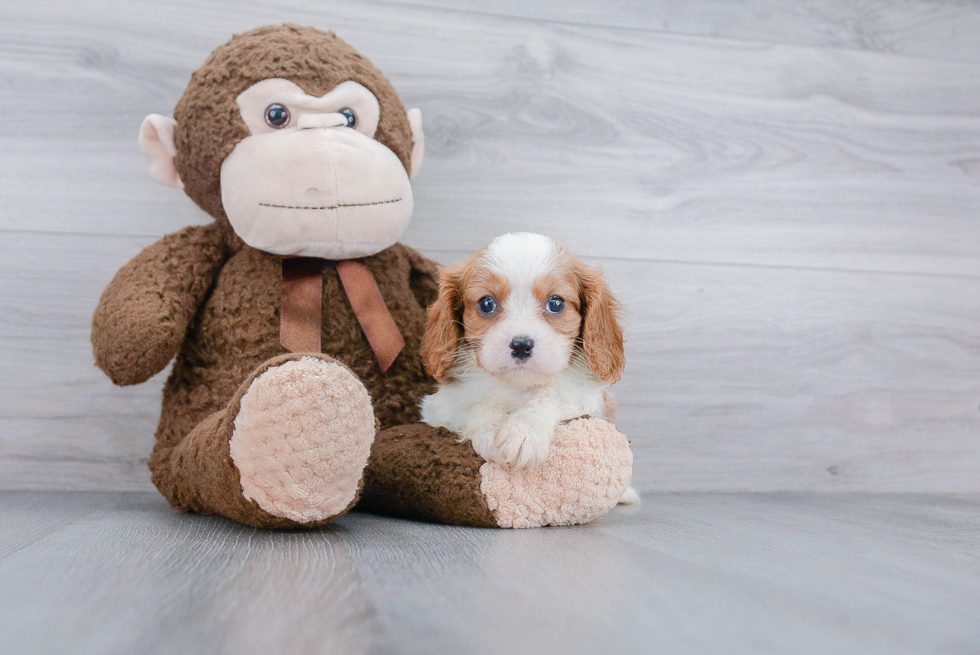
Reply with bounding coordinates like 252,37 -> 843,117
218,79 -> 418,259
138,26 -> 426,260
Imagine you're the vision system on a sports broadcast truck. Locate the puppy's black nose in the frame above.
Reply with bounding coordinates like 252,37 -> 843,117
510,336 -> 534,362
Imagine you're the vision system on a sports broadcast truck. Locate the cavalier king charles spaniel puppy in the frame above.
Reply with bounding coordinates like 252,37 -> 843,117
420,233 -> 637,502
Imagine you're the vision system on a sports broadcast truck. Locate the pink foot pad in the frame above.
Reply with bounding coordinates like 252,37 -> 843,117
229,357 -> 375,523
479,418 -> 633,529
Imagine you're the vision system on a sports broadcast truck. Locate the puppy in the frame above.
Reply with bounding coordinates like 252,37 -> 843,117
420,233 -> 637,504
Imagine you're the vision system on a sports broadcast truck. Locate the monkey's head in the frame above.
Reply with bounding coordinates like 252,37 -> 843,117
139,25 -> 424,259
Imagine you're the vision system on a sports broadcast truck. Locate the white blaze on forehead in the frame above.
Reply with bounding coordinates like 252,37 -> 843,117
483,232 -> 558,294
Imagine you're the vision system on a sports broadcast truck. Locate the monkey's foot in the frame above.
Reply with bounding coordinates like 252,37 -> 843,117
358,419 -> 632,528
479,418 -> 633,528
229,356 -> 375,523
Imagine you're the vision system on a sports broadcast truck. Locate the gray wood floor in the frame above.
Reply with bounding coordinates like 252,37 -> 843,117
0,491 -> 977,655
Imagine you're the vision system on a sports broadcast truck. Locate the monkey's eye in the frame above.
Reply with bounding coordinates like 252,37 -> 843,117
477,296 -> 497,315
340,108 -> 357,128
546,296 -> 565,314
264,104 -> 290,128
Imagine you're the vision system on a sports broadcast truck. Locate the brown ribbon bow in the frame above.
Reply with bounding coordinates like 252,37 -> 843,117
280,257 -> 405,372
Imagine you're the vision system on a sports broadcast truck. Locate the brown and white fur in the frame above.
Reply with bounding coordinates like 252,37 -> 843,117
420,232 -> 638,503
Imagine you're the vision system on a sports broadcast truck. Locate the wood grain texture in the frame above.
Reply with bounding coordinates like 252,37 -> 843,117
3,1 -> 980,275
390,0 -> 980,63
2,233 -> 978,493
0,492 -> 110,560
1,491 -> 978,655
0,1 -> 978,493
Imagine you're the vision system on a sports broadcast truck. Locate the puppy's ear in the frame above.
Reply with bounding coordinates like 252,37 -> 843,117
579,264 -> 625,384
422,266 -> 463,381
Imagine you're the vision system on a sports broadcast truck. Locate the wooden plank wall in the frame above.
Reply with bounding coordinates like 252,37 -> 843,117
1,0 -> 978,492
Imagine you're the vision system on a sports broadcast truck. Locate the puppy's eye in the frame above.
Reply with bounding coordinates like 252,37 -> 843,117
477,296 -> 497,315
340,108 -> 357,128
265,104 -> 290,128
546,296 -> 565,314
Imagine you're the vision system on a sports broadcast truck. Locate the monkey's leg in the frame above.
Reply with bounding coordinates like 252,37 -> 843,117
357,418 -> 633,528
150,353 -> 375,529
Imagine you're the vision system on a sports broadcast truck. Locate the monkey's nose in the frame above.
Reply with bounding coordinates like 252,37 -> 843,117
509,337 -> 534,362
297,112 -> 348,129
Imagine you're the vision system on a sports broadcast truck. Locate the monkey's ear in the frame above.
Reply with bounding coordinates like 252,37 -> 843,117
407,108 -> 425,180
139,114 -> 184,189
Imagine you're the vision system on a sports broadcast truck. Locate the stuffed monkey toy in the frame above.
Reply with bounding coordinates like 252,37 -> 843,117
92,24 -> 632,529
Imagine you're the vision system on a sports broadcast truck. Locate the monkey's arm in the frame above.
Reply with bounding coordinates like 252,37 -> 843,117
91,223 -> 227,386
403,244 -> 440,310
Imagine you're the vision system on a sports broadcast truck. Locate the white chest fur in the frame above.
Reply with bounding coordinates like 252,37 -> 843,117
420,360 -> 609,445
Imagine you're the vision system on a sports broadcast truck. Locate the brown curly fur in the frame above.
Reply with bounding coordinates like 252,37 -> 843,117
174,24 -> 414,224
91,26 -> 499,529
359,424 -> 497,528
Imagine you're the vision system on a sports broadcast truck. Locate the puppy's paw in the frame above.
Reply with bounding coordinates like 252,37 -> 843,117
618,486 -> 641,505
487,417 -> 551,469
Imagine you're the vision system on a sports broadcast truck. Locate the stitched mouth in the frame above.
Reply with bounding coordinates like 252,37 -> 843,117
258,198 -> 402,210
